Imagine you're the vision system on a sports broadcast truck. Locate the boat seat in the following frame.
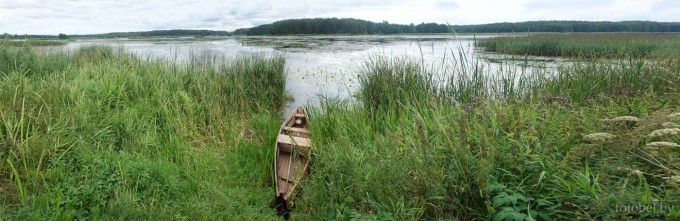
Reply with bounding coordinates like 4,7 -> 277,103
277,134 -> 311,148
284,127 -> 310,134
294,113 -> 305,118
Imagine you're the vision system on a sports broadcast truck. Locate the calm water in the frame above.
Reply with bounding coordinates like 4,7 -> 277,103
64,35 -> 560,114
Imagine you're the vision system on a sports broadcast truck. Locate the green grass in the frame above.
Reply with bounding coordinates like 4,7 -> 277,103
0,39 -> 66,47
1,38 -> 680,220
239,39 -> 321,49
0,45 -> 285,219
357,56 -> 439,121
477,33 -> 680,58
295,53 -> 680,220
535,57 -> 680,103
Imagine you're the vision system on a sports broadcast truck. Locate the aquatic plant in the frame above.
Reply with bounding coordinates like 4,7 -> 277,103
648,128 -> 680,138
583,132 -> 617,142
477,33 -> 680,58
646,141 -> 680,148
2,37 -> 680,220
0,46 -> 285,220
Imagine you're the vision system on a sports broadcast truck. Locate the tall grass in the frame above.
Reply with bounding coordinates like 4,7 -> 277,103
477,33 -> 680,58
357,56 -> 439,126
0,39 -> 66,47
2,39 -> 679,220
0,45 -> 285,219
538,58 -> 680,103
0,46 -> 71,77
297,52 -> 680,220
222,55 -> 286,113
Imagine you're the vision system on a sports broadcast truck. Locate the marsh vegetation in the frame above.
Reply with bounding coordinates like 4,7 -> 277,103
477,33 -> 680,58
0,45 -> 285,219
1,33 -> 679,220
300,54 -> 680,220
0,39 -> 66,47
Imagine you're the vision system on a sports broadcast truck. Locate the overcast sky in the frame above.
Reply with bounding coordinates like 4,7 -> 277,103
0,0 -> 677,35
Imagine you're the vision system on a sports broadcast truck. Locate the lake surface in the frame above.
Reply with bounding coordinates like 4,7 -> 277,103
64,35 -> 561,114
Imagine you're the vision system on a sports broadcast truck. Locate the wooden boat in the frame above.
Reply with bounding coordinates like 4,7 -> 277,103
274,106 -> 312,211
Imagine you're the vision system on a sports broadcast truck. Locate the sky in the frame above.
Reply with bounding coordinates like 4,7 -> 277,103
0,0 -> 677,35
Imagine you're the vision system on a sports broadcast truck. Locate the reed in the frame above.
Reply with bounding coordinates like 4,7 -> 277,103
356,56 -> 439,127
477,33 -> 680,59
0,46 -> 284,220
2,39 -> 680,220
222,54 -> 287,113
0,39 -> 66,47
298,51 -> 680,220
537,57 -> 680,103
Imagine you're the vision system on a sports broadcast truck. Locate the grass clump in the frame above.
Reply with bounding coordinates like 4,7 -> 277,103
2,35 -> 680,220
240,39 -> 313,49
0,45 -> 71,77
477,33 -> 680,59
0,46 -> 285,219
295,52 -> 680,220
0,39 -> 66,47
223,55 -> 286,113
536,57 -> 680,103
357,56 -> 439,119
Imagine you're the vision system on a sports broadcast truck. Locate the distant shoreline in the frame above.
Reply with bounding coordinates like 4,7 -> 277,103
4,19 -> 679,39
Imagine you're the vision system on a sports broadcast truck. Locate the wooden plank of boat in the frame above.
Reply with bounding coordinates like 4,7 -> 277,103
277,134 -> 311,147
284,126 -> 310,134
274,106 -> 312,213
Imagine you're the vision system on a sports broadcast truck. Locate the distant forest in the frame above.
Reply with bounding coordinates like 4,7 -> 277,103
2,29 -> 229,39
455,20 -> 680,33
234,18 -> 449,35
76,29 -> 230,38
235,18 -> 680,35
4,18 -> 679,39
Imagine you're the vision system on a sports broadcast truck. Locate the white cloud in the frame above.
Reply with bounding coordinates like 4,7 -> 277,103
0,0 -> 676,35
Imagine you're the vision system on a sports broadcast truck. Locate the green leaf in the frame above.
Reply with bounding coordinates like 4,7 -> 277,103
512,193 -> 527,202
509,195 -> 518,205
495,207 -> 528,221
343,195 -> 355,204
536,211 -> 553,221
536,199 -> 554,207
487,183 -> 505,193
512,212 -> 527,221
494,209 -> 512,221
493,193 -> 511,207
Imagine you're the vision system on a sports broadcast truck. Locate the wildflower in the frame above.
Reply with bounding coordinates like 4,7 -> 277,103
631,169 -> 643,176
661,122 -> 680,128
647,128 -> 680,138
603,116 -> 640,122
668,113 -> 680,119
626,168 -> 644,176
645,141 -> 680,149
583,133 -> 616,142
662,176 -> 680,183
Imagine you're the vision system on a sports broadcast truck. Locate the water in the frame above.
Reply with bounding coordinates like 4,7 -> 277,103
63,35 -> 561,114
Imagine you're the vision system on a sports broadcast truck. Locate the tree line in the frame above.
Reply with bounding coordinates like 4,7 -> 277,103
78,29 -> 230,38
2,29 -> 230,39
452,20 -> 680,33
3,19 -> 679,39
234,18 -> 450,35
236,18 -> 680,35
